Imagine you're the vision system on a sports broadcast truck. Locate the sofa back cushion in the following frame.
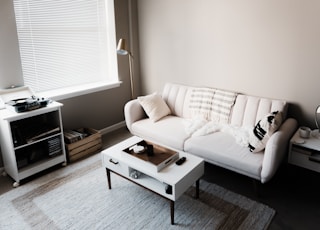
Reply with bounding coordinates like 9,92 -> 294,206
162,83 -> 287,127
230,95 -> 287,127
162,83 -> 192,118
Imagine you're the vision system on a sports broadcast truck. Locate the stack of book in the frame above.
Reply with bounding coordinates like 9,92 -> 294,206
64,130 -> 88,144
47,137 -> 62,157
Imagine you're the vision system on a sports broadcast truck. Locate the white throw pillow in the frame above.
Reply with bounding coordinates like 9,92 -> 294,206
138,93 -> 171,122
248,111 -> 282,153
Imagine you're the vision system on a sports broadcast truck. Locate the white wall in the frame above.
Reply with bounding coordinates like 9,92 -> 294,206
0,0 -> 23,88
137,0 -> 320,127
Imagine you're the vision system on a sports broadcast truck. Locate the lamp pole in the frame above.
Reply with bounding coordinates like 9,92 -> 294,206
117,38 -> 134,99
128,53 -> 134,99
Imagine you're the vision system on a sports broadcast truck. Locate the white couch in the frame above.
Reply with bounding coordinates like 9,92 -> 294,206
124,83 -> 298,183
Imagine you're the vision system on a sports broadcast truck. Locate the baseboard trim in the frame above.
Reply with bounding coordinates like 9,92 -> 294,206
99,121 -> 126,135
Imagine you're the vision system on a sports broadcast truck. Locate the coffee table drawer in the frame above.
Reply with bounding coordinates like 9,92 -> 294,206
103,154 -> 129,175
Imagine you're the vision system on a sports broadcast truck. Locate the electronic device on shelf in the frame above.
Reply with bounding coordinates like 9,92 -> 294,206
0,86 -> 51,113
6,96 -> 50,113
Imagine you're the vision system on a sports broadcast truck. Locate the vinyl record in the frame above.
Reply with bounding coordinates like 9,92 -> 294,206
15,99 -> 27,104
7,98 -> 28,106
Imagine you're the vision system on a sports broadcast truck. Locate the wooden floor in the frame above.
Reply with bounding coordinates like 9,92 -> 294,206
1,127 -> 319,230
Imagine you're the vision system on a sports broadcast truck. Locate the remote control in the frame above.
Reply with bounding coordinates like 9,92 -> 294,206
175,157 -> 186,165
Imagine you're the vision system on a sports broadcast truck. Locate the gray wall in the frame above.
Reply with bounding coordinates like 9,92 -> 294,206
137,0 -> 320,128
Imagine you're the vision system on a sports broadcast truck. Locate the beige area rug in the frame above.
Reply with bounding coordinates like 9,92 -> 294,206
0,154 -> 275,230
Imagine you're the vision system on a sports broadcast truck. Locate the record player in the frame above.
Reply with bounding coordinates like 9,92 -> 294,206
7,96 -> 50,113
0,86 -> 51,113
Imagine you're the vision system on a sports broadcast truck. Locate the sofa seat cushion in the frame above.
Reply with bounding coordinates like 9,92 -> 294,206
184,132 -> 264,179
131,115 -> 190,150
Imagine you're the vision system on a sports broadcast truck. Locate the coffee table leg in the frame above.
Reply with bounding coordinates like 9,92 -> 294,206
106,168 -> 111,189
195,179 -> 200,198
170,200 -> 174,225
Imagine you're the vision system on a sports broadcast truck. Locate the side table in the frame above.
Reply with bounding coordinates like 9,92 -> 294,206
288,129 -> 320,173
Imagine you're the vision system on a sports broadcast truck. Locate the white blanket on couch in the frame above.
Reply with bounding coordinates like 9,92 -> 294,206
184,118 -> 252,147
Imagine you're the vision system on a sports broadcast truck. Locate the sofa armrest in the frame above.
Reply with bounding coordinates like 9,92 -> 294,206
260,118 -> 298,183
124,99 -> 147,133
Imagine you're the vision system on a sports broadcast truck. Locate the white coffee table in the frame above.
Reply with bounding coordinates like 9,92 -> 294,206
101,136 -> 204,225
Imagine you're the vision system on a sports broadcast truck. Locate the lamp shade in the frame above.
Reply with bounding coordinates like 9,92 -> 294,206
117,38 -> 128,55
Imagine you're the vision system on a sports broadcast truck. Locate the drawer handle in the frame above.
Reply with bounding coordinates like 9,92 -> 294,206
308,157 -> 320,164
109,159 -> 119,165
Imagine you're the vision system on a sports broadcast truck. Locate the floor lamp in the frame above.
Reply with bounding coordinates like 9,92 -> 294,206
117,38 -> 134,99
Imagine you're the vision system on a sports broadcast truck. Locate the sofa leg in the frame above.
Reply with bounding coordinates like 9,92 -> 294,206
252,179 -> 261,197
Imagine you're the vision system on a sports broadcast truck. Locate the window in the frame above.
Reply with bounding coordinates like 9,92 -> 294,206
13,0 -> 119,100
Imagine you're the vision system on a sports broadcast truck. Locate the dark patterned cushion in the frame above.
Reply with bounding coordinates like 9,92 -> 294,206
248,111 -> 282,153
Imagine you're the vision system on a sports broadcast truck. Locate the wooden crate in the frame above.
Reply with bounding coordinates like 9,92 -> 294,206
65,128 -> 102,162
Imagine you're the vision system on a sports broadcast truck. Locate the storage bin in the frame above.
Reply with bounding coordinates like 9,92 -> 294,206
65,128 -> 102,162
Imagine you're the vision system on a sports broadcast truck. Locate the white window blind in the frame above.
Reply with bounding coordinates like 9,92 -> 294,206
13,0 -> 118,95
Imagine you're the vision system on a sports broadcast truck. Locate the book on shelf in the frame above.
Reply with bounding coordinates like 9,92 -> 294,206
26,127 -> 60,143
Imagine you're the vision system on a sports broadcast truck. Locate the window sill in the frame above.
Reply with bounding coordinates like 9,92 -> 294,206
37,81 -> 122,101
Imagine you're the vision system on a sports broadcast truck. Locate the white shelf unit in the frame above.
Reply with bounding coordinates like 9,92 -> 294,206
289,130 -> 320,173
0,102 -> 67,187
